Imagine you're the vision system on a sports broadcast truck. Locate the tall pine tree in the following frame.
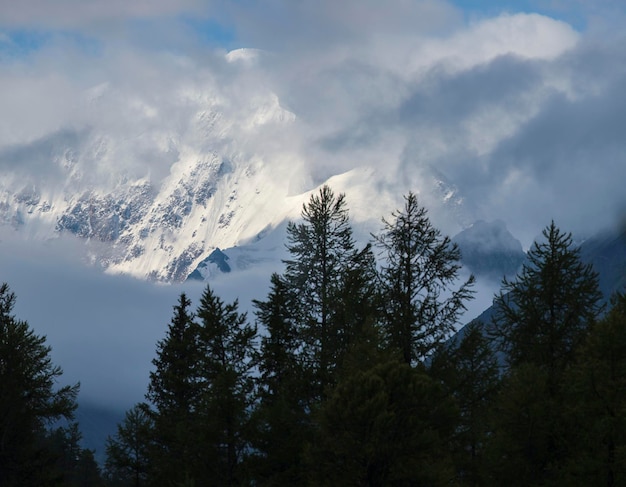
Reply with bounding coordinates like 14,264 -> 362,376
488,222 -> 603,486
104,403 -> 153,487
492,221 -> 603,383
248,273 -> 309,485
145,287 -> 257,486
308,359 -> 458,486
283,184 -> 376,400
562,293 -> 626,486
374,192 -> 474,364
195,284 -> 257,486
145,293 -> 201,486
430,322 -> 501,486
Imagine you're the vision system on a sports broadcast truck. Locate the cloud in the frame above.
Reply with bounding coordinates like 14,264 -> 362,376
0,1 -> 625,400
0,0 -> 209,29
0,4 -> 621,241
225,0 -> 461,54
478,47 -> 626,242
0,230 -> 271,410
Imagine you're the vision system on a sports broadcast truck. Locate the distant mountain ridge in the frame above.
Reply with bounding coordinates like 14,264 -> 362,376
580,227 -> 626,299
453,220 -> 526,282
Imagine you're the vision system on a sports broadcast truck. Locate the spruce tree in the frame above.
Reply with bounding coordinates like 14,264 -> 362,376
145,293 -> 200,485
283,184 -> 376,400
488,222 -> 604,485
195,284 -> 257,486
373,192 -> 474,364
249,273 -> 309,485
145,288 -> 257,486
562,293 -> 626,486
492,221 -> 603,383
45,423 -> 104,487
0,283 -> 79,487
308,359 -> 458,486
430,322 -> 501,486
486,362 -> 554,486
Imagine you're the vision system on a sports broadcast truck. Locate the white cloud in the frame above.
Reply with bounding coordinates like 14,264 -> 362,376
0,0 -> 624,455
0,6 -> 622,243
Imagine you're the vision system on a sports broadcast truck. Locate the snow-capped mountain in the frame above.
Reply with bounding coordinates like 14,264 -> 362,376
0,51 -> 472,283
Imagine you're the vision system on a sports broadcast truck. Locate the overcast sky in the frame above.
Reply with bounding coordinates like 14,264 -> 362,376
1,0 -> 626,410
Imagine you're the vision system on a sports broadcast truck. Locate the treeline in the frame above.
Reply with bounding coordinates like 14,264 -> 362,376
103,186 -> 625,486
2,185 -> 625,486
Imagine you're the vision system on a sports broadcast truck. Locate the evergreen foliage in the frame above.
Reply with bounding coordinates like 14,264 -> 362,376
46,423 -> 104,487
308,359 -> 457,486
430,322 -> 501,485
562,293 -> 626,486
0,282 -> 81,486
283,184 -> 377,399
104,403 -> 153,487
374,192 -> 475,364
195,285 -> 257,486
141,286 -> 257,487
145,293 -> 200,485
489,221 -> 604,485
248,273 -> 309,485
493,221 -> 603,377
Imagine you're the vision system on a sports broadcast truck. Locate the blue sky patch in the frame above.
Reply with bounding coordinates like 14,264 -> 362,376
0,28 -> 102,62
183,16 -> 237,50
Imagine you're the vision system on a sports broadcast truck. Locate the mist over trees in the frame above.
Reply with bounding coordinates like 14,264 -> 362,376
3,184 -> 625,485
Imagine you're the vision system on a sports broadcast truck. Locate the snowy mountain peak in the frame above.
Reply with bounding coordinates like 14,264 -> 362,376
0,72 -> 477,283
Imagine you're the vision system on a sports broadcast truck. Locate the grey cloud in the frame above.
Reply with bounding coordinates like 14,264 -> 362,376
308,53 -> 551,221
0,128 -> 86,182
0,234 -> 175,409
398,55 -> 542,127
0,0 -> 209,29
295,27 -> 626,246
457,41 -> 626,243
228,0 -> 461,53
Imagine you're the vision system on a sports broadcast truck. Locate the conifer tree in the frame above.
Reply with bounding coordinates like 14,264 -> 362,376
105,403 -> 153,487
283,184 -> 376,399
308,359 -> 458,486
374,192 -> 474,364
492,221 -> 603,384
145,288 -> 257,486
486,362 -> 554,486
145,293 -> 200,485
249,273 -> 309,485
430,322 -> 500,486
255,274 -> 301,400
195,284 -> 257,486
488,222 -> 604,485
46,423 -> 104,487
0,283 -> 80,487
562,293 -> 626,486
